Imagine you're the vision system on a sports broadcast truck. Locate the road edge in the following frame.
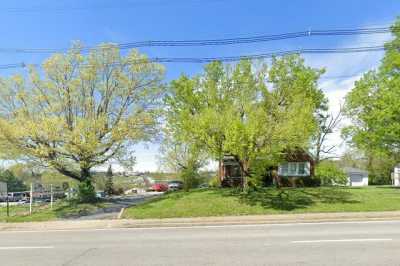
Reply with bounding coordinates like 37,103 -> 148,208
2,211 -> 400,231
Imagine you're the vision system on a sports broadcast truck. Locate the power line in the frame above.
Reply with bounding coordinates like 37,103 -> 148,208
0,27 -> 396,54
0,45 -> 389,70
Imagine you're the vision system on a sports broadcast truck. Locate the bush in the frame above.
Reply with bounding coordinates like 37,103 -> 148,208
180,167 -> 201,192
112,187 -> 124,195
369,174 -> 391,185
209,176 -> 221,188
315,161 -> 347,186
104,177 -> 114,196
77,179 -> 97,203
293,176 -> 321,187
62,182 -> 70,191
0,170 -> 27,192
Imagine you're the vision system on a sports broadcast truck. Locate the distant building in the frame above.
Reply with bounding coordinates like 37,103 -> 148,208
343,167 -> 368,187
392,164 -> 400,186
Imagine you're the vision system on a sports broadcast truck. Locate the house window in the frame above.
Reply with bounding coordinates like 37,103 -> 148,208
279,162 -> 310,177
232,166 -> 241,177
280,163 -> 289,176
289,163 -> 297,175
298,162 -> 306,175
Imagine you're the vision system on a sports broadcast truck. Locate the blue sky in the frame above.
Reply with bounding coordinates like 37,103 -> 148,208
1,0 -> 399,171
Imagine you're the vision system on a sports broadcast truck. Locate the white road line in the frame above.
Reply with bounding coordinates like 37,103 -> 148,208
291,238 -> 392,244
0,246 -> 54,250
1,220 -> 400,234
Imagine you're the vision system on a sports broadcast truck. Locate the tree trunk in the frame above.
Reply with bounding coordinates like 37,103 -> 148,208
272,169 -> 281,188
77,167 -> 96,203
81,168 -> 91,181
218,157 -> 223,183
237,159 -> 250,192
315,143 -> 321,165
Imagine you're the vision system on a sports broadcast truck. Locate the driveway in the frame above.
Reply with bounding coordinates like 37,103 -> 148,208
74,192 -> 163,220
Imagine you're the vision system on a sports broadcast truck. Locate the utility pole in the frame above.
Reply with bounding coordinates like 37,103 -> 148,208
50,184 -> 53,210
29,183 -> 33,215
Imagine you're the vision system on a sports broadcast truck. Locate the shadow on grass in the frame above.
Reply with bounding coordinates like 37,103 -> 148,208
376,186 -> 400,189
126,191 -> 186,211
217,187 -> 360,211
53,201 -> 110,219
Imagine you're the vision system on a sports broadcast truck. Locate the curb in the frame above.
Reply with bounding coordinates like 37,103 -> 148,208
2,211 -> 400,232
117,208 -> 125,219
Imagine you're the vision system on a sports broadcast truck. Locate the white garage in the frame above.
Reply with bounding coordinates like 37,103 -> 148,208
344,167 -> 368,187
392,164 -> 400,186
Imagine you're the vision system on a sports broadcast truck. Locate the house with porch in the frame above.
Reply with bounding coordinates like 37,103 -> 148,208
220,150 -> 315,187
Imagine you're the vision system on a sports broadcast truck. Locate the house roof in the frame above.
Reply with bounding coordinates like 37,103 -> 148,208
284,149 -> 314,162
343,167 -> 368,175
223,149 -> 314,164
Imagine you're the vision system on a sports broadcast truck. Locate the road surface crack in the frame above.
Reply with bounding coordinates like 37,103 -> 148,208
62,248 -> 97,266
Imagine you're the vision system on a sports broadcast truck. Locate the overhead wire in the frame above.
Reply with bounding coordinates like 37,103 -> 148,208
0,44 -> 391,70
0,27 -> 396,54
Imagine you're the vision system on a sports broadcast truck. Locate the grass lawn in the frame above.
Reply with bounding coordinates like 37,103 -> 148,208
123,186 -> 400,219
0,201 -> 112,223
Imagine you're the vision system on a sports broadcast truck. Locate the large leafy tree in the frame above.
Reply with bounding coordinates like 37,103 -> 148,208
0,44 -> 164,200
344,19 -> 400,162
165,62 -> 232,181
0,169 -> 27,192
159,137 -> 207,191
166,55 -> 324,189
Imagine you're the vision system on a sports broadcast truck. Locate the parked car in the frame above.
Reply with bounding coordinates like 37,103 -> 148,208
198,183 -> 209,189
96,191 -> 106,198
168,180 -> 184,191
151,183 -> 169,192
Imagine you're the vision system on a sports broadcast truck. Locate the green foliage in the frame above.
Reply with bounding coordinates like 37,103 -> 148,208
166,56 -> 324,189
344,18 -> 400,161
62,182 -> 70,191
104,177 -> 114,196
0,43 -> 164,184
180,165 -> 200,192
208,176 -> 221,188
106,165 -> 113,178
298,176 -> 321,187
369,175 -> 391,186
77,179 -> 96,203
159,137 -> 206,191
315,161 -> 347,186
104,164 -> 114,195
0,169 -> 27,192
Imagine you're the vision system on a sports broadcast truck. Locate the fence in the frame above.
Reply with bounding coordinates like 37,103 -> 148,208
0,181 -> 9,217
0,182 -> 66,220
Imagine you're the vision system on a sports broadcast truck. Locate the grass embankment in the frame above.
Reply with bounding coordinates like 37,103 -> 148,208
123,186 -> 400,219
0,201 -> 112,223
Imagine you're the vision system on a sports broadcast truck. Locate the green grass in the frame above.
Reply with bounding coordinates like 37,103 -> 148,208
0,201 -> 112,223
123,186 -> 400,219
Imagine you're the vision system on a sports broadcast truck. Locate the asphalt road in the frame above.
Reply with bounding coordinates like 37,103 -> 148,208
1,220 -> 400,266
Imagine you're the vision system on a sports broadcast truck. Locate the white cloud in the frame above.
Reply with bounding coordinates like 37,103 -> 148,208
102,22 -> 395,171
304,26 -> 393,158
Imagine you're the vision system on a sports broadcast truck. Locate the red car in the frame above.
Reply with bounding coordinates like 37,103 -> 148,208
151,183 -> 169,192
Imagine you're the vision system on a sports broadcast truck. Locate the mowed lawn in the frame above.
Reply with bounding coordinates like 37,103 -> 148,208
0,201 -> 112,223
123,186 -> 400,219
